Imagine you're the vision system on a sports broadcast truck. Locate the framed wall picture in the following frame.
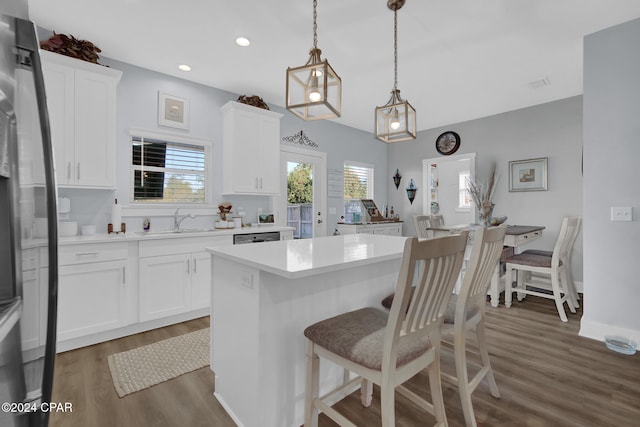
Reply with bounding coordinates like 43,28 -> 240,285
158,92 -> 189,130
509,157 -> 548,192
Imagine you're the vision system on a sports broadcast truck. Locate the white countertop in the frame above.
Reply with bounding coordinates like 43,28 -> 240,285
27,225 -> 294,247
206,234 -> 408,279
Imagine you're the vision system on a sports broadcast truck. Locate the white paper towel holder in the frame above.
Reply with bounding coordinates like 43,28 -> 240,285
108,198 -> 125,234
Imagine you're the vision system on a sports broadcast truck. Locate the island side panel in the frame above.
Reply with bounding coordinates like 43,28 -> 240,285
210,256 -> 261,427
257,258 -> 401,427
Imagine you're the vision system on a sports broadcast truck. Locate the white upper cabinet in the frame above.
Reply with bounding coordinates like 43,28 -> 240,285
221,101 -> 283,195
41,50 -> 122,188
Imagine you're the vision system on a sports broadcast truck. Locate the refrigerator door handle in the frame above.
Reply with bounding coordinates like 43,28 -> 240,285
16,16 -> 59,416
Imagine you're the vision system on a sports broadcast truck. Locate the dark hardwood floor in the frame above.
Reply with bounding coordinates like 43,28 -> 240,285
50,295 -> 640,427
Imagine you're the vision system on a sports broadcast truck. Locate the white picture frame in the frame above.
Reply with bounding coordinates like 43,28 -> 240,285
158,92 -> 189,130
509,157 -> 548,192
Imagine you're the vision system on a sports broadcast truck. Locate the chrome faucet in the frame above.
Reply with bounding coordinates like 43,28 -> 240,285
174,208 -> 195,231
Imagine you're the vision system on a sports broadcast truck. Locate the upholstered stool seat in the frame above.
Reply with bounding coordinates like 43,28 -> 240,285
304,307 -> 431,370
505,252 -> 562,269
521,249 -> 553,257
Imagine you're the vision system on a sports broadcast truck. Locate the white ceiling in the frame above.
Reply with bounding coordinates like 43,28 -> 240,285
29,0 -> 640,133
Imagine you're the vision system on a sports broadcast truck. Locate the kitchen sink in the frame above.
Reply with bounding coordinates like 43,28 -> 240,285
136,228 -> 223,236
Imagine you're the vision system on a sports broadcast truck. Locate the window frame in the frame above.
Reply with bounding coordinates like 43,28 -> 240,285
128,129 -> 213,208
343,161 -> 375,221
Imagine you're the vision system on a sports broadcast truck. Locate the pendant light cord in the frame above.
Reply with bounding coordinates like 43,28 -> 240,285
313,0 -> 318,49
394,9 -> 398,90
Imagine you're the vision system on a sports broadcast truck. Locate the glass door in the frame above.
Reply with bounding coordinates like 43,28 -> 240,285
277,146 -> 326,238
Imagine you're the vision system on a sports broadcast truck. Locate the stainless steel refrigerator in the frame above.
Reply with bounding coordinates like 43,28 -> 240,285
0,12 -> 59,427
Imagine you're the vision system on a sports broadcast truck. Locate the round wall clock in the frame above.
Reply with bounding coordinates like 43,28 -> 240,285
435,131 -> 461,156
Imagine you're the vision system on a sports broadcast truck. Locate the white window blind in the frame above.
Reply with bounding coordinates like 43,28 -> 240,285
131,135 -> 207,204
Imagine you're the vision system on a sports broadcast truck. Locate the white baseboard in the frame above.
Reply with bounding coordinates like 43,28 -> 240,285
579,317 -> 640,345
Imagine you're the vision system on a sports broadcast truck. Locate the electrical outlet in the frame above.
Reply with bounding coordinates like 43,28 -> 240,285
611,206 -> 632,222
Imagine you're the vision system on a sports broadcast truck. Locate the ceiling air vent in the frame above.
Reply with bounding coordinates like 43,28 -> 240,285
529,77 -> 551,89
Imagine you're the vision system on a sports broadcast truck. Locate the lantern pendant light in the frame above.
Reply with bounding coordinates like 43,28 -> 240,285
286,0 -> 342,121
375,0 -> 416,143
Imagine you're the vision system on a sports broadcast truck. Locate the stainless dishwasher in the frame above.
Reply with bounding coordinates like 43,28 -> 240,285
233,231 -> 281,244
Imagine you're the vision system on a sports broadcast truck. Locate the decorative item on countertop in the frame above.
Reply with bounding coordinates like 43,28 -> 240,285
218,201 -> 232,221
392,169 -> 402,189
430,201 -> 439,215
468,163 -> 497,227
236,95 -> 270,110
405,178 -> 418,204
40,32 -> 104,65
281,130 -> 319,148
143,217 -> 151,232
108,199 -> 125,234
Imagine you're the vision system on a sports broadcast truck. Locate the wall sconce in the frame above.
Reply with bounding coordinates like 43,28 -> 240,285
392,169 -> 402,189
406,178 -> 418,204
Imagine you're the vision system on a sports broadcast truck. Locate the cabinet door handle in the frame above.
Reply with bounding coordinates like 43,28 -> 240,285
187,259 -> 190,275
194,258 -> 197,273
122,266 -> 126,285
259,177 -> 263,189
77,163 -> 80,180
255,177 -> 259,189
67,162 -> 71,179
75,252 -> 99,257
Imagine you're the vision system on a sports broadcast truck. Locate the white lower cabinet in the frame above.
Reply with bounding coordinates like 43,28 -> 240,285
191,251 -> 212,310
139,254 -> 191,321
56,242 -> 131,342
138,236 -> 231,322
57,259 -> 128,341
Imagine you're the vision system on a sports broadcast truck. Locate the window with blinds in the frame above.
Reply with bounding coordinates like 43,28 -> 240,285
131,134 -> 208,204
343,161 -> 374,222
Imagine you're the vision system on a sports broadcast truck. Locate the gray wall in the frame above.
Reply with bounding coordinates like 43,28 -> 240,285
387,96 -> 584,281
58,57 -> 388,234
582,18 -> 640,342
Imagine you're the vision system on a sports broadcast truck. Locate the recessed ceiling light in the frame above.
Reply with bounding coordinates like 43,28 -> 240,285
178,64 -> 192,72
235,37 -> 250,47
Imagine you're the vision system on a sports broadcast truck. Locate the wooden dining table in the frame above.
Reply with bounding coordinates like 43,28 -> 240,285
428,224 -> 545,306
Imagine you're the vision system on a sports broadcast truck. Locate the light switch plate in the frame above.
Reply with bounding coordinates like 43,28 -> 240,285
611,206 -> 632,221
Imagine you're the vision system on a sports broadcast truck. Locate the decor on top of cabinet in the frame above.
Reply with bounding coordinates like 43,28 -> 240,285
158,92 -> 189,130
392,169 -> 402,189
282,130 -> 318,149
40,32 -> 103,65
405,178 -> 418,204
236,95 -> 270,110
468,163 -> 497,227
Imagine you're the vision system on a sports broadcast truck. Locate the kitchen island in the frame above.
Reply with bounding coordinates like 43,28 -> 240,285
206,234 -> 408,427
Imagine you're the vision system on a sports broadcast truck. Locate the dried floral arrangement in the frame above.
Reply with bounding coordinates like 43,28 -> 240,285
467,163 -> 497,225
236,95 -> 270,110
40,32 -> 103,65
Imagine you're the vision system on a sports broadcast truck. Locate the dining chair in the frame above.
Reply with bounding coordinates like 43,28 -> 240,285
519,216 -> 582,308
414,214 -> 433,238
440,224 -> 507,427
303,234 -> 468,427
504,217 -> 581,322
